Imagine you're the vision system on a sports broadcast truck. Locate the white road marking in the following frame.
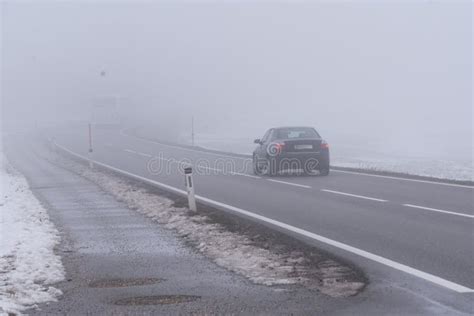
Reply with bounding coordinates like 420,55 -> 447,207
331,169 -> 473,189
267,179 -> 312,189
123,149 -> 176,162
122,129 -> 473,190
124,149 -> 139,154
229,171 -> 261,179
196,166 -> 222,173
137,152 -> 153,158
403,204 -> 474,219
124,147 -> 472,221
53,141 -> 474,294
120,129 -> 251,160
322,189 -> 387,202
197,166 -> 261,179
155,156 -> 180,164
124,149 -> 471,220
123,148 -> 260,179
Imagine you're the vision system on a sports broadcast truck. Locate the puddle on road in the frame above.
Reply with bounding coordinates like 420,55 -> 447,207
114,295 -> 200,306
88,278 -> 163,288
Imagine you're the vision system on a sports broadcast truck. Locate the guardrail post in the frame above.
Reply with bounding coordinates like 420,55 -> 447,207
184,166 -> 197,212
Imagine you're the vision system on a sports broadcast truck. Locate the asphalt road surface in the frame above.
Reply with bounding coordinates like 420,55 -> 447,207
5,138 -> 336,315
48,125 -> 473,313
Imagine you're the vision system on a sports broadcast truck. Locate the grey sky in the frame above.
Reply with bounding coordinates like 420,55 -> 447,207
1,1 -> 472,161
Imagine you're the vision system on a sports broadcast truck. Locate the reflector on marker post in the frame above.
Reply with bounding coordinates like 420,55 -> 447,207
184,166 -> 197,212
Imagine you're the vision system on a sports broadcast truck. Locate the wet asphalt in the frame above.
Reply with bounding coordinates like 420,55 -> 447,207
4,135 -> 472,315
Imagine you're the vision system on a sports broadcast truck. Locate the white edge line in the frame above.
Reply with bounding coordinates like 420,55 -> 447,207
267,179 -> 312,189
403,204 -> 474,219
57,143 -> 187,196
322,189 -> 388,202
331,169 -> 473,189
54,142 -> 474,294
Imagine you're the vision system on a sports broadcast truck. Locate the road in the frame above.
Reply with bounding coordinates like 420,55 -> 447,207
5,137 -> 337,315
52,125 -> 473,312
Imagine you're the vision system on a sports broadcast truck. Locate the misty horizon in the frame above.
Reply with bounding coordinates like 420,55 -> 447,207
1,1 -> 472,164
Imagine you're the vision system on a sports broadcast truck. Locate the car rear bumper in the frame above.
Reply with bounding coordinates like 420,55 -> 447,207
272,151 -> 329,170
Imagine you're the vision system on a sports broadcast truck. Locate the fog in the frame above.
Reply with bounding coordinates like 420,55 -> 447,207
1,1 -> 472,164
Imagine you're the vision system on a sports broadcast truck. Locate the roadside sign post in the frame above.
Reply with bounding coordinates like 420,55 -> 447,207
184,166 -> 197,212
88,123 -> 94,169
191,116 -> 195,147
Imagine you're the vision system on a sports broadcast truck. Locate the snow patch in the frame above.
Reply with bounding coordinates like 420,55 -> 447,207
0,156 -> 65,315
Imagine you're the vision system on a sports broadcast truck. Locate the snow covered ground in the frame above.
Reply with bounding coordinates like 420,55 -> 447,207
185,133 -> 473,182
0,154 -> 64,315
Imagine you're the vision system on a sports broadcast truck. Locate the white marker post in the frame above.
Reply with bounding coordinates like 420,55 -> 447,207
88,123 -> 94,169
184,166 -> 197,212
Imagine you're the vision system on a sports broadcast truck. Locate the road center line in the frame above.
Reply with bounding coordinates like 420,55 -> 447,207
267,179 -> 312,189
197,166 -> 261,179
196,166 -> 222,172
53,142 -> 474,294
137,152 -> 153,158
403,204 -> 474,219
331,170 -> 473,189
124,149 -> 138,154
229,171 -> 261,179
322,189 -> 387,202
123,149 -> 176,162
123,149 -> 260,179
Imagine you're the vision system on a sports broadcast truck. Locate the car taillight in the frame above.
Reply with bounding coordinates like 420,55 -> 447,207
320,140 -> 329,149
275,142 -> 285,152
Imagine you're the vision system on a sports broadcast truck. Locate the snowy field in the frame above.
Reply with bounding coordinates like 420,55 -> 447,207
184,134 -> 473,182
0,155 -> 64,315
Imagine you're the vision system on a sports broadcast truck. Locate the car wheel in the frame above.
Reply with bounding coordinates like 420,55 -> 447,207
304,169 -> 318,176
260,159 -> 270,176
319,168 -> 330,176
255,158 -> 272,176
253,155 -> 263,175
264,157 -> 278,176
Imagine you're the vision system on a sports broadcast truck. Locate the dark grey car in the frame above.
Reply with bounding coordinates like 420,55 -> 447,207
252,126 -> 330,176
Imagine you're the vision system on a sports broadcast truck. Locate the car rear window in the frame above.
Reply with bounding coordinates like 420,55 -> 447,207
276,127 -> 320,139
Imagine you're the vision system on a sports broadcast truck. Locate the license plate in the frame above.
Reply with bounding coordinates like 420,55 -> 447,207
294,144 -> 313,150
